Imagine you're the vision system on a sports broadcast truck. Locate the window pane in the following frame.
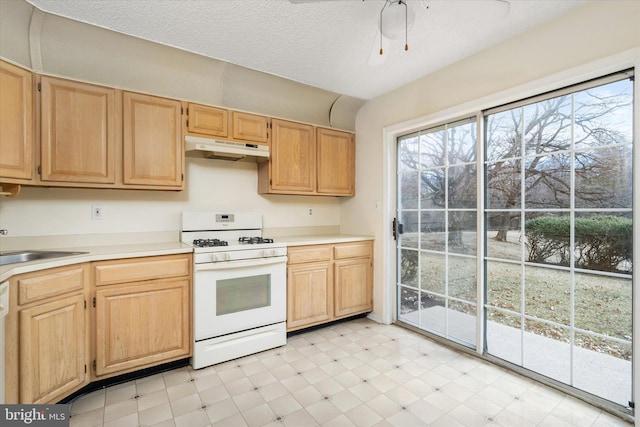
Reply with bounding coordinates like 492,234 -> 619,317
525,154 -> 571,209
448,255 -> 476,301
398,211 -> 418,249
420,251 -> 445,295
575,146 -> 632,209
399,286 -> 419,324
523,96 -> 572,155
448,301 -> 476,347
420,127 -> 446,168
486,109 -> 521,161
524,212 -> 570,267
486,212 -> 521,261
448,121 -> 476,164
525,266 -> 570,326
575,274 -> 631,341
421,170 -> 446,208
448,211 -> 477,255
486,261 -> 521,311
574,213 -> 632,273
449,164 -> 477,208
420,211 -> 445,251
399,135 -> 419,171
399,249 -> 418,287
487,160 -> 521,209
574,332 -> 631,406
524,319 -> 570,384
574,79 -> 633,149
486,309 -> 521,366
419,292 -> 446,336
399,171 -> 419,209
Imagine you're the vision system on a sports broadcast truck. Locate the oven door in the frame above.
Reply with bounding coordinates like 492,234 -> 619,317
193,256 -> 287,340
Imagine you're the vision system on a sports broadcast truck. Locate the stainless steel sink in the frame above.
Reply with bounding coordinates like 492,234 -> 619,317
0,250 -> 89,266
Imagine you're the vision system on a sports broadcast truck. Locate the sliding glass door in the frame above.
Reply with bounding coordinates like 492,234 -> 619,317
396,71 -> 633,408
484,75 -> 633,406
396,118 -> 478,348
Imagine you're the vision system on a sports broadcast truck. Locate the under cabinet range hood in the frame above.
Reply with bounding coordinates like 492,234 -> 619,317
185,135 -> 269,162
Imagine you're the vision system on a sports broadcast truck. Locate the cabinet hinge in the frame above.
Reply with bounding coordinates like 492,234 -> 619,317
269,179 -> 272,186
186,119 -> 189,127
92,360 -> 96,371
92,297 -> 96,308
37,165 -> 42,175
186,108 -> 189,115
84,300 -> 87,309
84,364 -> 87,374
181,173 -> 184,182
181,106 -> 184,115
37,82 -> 41,92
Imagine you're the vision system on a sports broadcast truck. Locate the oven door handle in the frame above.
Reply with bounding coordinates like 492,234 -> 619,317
195,256 -> 288,271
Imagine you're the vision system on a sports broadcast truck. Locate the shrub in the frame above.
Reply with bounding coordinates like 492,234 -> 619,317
524,215 -> 632,273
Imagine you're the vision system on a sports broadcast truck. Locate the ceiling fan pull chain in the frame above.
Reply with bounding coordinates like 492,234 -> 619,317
379,0 -> 389,55
404,0 -> 409,51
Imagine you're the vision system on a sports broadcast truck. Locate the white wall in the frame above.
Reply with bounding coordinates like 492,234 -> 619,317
345,0 -> 640,324
0,158 -> 342,238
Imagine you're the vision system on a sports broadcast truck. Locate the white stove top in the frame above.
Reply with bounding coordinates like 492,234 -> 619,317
181,211 -> 286,259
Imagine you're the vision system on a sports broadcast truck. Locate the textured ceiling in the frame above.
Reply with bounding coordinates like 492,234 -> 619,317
25,0 -> 585,100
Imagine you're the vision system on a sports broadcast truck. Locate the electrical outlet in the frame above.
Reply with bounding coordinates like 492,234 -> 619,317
308,208 -> 313,216
92,204 -> 104,220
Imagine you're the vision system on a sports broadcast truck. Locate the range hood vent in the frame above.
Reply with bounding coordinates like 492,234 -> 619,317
185,135 -> 269,162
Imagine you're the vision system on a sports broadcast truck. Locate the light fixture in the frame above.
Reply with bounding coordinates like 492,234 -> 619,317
379,0 -> 415,55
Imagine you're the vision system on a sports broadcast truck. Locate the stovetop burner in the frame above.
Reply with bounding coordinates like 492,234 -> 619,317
193,239 -> 229,248
239,236 -> 274,245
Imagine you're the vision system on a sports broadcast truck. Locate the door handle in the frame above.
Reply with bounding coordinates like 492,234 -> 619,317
392,218 -> 404,240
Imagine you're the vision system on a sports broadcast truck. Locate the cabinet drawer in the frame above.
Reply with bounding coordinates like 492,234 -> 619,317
334,241 -> 372,260
18,264 -> 87,305
287,246 -> 332,265
94,254 -> 191,286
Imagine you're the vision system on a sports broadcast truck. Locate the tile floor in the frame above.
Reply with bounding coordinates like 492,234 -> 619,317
69,318 -> 632,427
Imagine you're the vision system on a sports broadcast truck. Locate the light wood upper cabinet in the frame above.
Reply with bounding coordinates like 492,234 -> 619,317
0,60 -> 34,182
266,119 -> 315,193
123,92 -> 183,188
317,128 -> 355,196
259,124 -> 355,196
232,111 -> 270,145
40,76 -> 116,184
187,103 -> 228,138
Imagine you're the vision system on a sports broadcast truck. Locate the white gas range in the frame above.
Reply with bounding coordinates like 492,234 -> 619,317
181,211 -> 287,369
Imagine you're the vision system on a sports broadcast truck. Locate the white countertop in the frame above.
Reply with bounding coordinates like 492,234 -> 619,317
276,234 -> 374,247
0,234 -> 374,282
0,242 -> 192,283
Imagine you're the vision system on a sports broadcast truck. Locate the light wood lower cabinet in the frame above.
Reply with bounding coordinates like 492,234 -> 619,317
3,253 -> 192,404
4,264 -> 90,404
20,294 -> 87,404
286,240 -> 372,332
95,279 -> 190,376
92,254 -> 191,378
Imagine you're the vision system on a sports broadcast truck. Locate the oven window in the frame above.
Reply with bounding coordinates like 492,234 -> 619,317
217,274 -> 271,315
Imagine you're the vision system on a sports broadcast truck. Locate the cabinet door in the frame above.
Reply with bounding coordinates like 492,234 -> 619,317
287,262 -> 332,331
317,128 -> 354,196
123,92 -> 183,188
40,77 -> 116,183
20,294 -> 87,404
334,258 -> 372,319
270,119 -> 315,193
0,60 -> 33,181
232,111 -> 269,144
188,103 -> 228,137
95,279 -> 190,376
